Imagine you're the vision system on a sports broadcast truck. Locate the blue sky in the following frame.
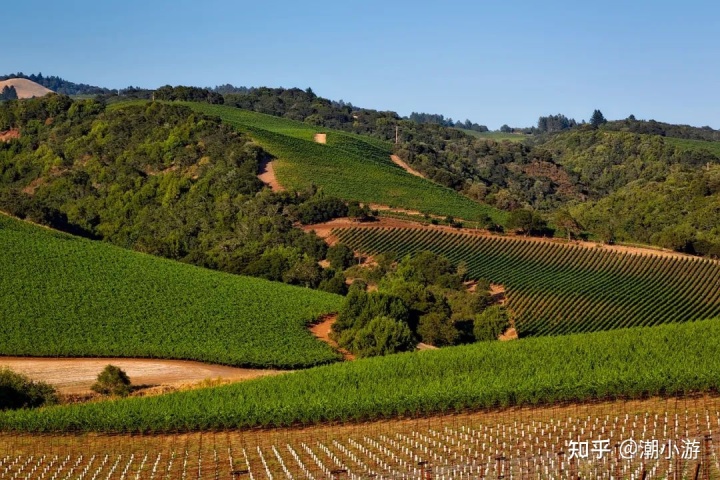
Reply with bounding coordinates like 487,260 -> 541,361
4,1 -> 719,129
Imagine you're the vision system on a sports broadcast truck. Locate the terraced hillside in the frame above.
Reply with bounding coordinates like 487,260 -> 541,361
333,227 -> 720,336
0,214 -> 342,368
179,102 -> 505,224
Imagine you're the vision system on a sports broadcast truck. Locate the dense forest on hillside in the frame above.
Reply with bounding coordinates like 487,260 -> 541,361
0,95 -> 356,289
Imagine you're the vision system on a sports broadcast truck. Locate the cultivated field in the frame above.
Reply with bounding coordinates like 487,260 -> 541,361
2,395 -> 719,479
2,318 -> 720,434
178,103 -> 505,224
0,214 -> 342,369
333,227 -> 720,336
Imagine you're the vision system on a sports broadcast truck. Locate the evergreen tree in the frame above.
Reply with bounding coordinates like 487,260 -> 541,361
590,109 -> 607,128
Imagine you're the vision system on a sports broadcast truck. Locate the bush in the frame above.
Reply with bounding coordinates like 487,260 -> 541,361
417,311 -> 459,346
473,306 -> 510,341
351,316 -> 417,357
326,243 -> 355,270
91,365 -> 132,397
0,368 -> 58,410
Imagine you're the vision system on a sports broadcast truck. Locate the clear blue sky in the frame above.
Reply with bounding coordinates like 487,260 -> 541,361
4,0 -> 719,129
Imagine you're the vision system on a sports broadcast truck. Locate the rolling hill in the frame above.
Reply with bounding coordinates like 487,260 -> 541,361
0,213 -> 343,368
0,78 -> 52,99
177,102 -> 507,224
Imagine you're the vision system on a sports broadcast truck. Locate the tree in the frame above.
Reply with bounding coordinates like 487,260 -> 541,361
326,243 -> 355,270
507,209 -> 547,236
473,306 -> 510,341
91,365 -> 132,396
552,208 -> 582,241
0,86 -> 18,101
351,315 -> 417,357
418,311 -> 459,346
0,368 -> 58,410
590,109 -> 607,128
499,124 -> 512,133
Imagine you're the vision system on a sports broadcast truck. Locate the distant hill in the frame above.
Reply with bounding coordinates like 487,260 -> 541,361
0,72 -> 110,96
0,78 -> 52,99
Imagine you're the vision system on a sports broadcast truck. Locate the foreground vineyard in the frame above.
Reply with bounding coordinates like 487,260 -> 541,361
334,227 -> 720,336
0,214 -> 342,368
178,102 -> 504,224
2,318 -> 720,433
2,396 -> 720,479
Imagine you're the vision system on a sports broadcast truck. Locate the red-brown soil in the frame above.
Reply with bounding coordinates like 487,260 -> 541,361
309,314 -> 355,361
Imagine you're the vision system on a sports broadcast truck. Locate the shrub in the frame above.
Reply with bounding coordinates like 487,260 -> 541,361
473,306 -> 510,341
351,316 -> 417,357
0,368 -> 58,410
91,365 -> 132,397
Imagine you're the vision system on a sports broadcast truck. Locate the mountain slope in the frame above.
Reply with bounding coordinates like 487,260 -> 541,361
180,102 -> 507,224
0,78 -> 52,99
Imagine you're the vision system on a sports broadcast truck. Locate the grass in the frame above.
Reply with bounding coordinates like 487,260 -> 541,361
0,213 -> 342,369
664,136 -> 720,157
1,317 -> 719,433
173,102 -> 506,224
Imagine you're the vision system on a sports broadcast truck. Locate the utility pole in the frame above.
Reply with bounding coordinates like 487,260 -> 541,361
395,125 -> 399,144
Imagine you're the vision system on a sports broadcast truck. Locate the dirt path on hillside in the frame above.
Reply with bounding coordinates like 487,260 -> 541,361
390,154 -> 427,179
309,315 -> 355,360
0,357 -> 285,395
313,133 -> 327,144
0,129 -> 20,142
258,157 -> 285,192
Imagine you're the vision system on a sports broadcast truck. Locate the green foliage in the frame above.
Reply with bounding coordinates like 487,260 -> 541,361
0,214 -> 342,368
335,227 -> 720,337
91,365 -> 132,397
0,368 -> 58,411
474,306 -> 511,341
153,85 -> 224,104
326,243 -> 355,270
590,109 -> 607,128
3,317 -> 720,433
351,316 -> 417,358
0,96 -> 345,287
507,209 -> 548,236
0,86 -> 18,101
418,311 -> 459,346
181,102 -> 504,223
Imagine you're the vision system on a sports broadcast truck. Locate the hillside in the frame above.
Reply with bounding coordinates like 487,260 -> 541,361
0,213 -> 342,368
181,102 -> 506,224
0,72 -> 110,96
334,227 -> 720,336
0,78 -> 52,99
1,317 -> 719,432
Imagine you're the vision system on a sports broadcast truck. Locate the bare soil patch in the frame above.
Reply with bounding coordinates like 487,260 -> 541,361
313,133 -> 327,144
416,342 -> 439,351
390,154 -> 427,179
0,128 -> 20,142
0,357 -> 285,395
309,314 -> 355,361
258,157 -> 285,192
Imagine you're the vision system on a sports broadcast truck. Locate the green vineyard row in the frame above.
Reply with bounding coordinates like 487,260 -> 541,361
333,227 -> 720,336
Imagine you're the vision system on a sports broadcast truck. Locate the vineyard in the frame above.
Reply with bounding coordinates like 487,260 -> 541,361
2,318 -> 720,434
2,395 -> 720,479
333,227 -> 720,336
0,214 -> 342,369
176,102 -> 505,224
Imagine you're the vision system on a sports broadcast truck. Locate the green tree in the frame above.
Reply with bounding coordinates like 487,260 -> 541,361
91,365 -> 132,397
417,311 -> 459,346
473,306 -> 510,341
590,109 -> 607,128
0,368 -> 58,410
351,316 -> 417,357
326,243 -> 355,270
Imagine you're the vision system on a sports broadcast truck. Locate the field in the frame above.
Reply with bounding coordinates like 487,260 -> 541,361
458,129 -> 529,143
333,227 -> 720,336
0,213 -> 342,369
1,395 -> 719,479
664,136 -> 720,157
176,102 -> 506,224
2,318 -> 720,433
